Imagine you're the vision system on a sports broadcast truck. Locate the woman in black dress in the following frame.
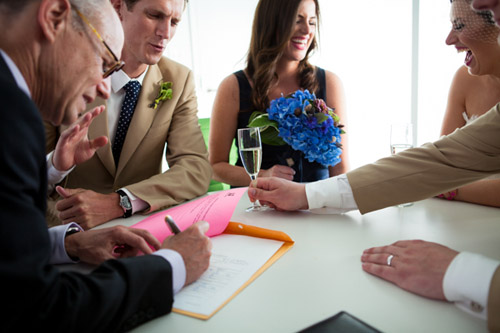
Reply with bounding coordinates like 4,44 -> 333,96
209,0 -> 349,187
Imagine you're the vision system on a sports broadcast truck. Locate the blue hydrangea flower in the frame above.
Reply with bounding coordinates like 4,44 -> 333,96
267,90 -> 343,166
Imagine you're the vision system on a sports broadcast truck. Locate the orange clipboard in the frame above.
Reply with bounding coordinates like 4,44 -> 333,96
172,221 -> 294,320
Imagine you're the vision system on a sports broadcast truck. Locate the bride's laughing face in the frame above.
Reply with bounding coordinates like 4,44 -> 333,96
445,0 -> 500,76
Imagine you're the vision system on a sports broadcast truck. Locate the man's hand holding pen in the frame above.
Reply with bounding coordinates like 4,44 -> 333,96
162,219 -> 212,286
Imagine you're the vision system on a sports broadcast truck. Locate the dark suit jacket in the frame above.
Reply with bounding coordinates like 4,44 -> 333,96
0,55 -> 173,332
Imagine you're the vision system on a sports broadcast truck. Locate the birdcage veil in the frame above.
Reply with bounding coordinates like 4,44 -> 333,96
450,0 -> 500,44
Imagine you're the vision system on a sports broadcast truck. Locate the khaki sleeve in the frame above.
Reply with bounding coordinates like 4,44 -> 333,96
347,103 -> 500,214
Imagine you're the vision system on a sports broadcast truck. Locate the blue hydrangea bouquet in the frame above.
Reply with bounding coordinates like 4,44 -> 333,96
248,89 -> 344,167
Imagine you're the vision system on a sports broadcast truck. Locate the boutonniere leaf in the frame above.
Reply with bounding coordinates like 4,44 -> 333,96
150,81 -> 173,109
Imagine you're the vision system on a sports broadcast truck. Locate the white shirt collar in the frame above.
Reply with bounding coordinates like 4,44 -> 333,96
111,67 -> 149,93
0,49 -> 31,98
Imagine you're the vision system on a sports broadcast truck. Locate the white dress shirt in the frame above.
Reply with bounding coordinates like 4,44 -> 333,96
305,174 -> 500,320
0,50 -> 187,295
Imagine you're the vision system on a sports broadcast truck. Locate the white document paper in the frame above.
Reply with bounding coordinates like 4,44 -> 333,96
173,234 -> 284,317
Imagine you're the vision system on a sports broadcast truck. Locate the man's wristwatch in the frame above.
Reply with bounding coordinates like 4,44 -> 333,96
117,190 -> 132,218
64,226 -> 81,262
65,226 -> 81,238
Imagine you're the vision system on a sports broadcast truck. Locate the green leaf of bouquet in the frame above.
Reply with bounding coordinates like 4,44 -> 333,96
248,111 -> 264,124
314,113 -> 330,124
260,128 -> 286,146
247,112 -> 285,146
248,113 -> 275,128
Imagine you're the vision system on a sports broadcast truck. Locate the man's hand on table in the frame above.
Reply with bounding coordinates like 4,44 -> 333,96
55,186 -> 123,229
361,240 -> 458,300
65,226 -> 161,265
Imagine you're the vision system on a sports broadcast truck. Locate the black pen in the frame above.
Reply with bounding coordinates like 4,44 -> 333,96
165,215 -> 181,234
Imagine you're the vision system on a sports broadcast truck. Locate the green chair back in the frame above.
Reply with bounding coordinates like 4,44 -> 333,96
199,118 -> 238,192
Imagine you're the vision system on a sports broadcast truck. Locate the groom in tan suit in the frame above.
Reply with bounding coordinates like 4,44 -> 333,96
45,0 -> 211,229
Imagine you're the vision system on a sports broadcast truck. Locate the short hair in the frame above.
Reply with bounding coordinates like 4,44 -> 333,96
122,0 -> 189,11
70,0 -> 109,32
0,0 -> 108,30
0,0 -> 38,13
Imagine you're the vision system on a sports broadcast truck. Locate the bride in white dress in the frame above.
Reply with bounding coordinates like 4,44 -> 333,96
439,0 -> 500,207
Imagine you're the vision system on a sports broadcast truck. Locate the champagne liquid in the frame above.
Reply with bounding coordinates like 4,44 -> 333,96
240,148 -> 262,177
391,144 -> 413,155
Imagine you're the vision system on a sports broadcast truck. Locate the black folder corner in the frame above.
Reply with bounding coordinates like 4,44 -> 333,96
299,311 -> 382,333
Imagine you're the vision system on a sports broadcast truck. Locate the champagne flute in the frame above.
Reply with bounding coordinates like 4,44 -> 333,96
390,123 -> 414,155
238,127 -> 263,212
390,123 -> 414,207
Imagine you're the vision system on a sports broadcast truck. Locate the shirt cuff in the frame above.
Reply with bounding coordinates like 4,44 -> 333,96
48,223 -> 83,265
443,251 -> 500,320
46,151 -> 75,190
120,188 -> 149,214
152,249 -> 186,294
305,174 -> 358,214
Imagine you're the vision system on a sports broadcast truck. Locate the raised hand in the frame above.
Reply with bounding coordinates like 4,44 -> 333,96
52,106 -> 108,172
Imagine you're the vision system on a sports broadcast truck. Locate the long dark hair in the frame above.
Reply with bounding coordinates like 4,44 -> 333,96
246,0 -> 321,111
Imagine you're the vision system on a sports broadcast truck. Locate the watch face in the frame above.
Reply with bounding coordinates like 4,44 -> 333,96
120,195 -> 132,210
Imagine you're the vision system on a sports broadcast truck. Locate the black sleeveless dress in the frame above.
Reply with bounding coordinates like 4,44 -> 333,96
233,68 -> 329,183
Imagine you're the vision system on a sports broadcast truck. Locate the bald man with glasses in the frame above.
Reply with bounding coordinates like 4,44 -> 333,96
0,0 -> 211,330
44,0 -> 212,230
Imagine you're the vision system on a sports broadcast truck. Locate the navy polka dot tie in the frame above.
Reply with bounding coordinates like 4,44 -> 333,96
112,80 -> 141,166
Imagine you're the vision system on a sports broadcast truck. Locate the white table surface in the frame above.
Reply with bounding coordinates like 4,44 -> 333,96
97,193 -> 500,333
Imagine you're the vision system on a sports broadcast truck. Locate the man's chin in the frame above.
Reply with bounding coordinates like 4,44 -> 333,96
144,53 -> 163,66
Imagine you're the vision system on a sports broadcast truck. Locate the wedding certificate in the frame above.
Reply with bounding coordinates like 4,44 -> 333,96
173,234 -> 284,318
131,188 -> 294,320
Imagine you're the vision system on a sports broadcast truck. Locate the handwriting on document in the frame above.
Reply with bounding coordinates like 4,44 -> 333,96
173,234 -> 284,317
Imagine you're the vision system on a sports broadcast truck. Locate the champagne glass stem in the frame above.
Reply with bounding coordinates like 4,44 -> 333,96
249,174 -> 260,210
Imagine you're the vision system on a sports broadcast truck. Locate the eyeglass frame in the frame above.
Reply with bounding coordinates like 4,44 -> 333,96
74,8 -> 125,78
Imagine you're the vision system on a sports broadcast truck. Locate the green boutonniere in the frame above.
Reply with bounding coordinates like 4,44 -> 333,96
150,81 -> 173,109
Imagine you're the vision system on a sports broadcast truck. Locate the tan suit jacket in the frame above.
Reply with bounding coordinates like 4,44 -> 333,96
45,57 -> 211,220
347,103 -> 500,330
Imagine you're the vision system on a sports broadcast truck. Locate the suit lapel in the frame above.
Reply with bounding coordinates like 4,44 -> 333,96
116,64 -> 163,176
88,99 -> 116,177
0,54 -> 16,85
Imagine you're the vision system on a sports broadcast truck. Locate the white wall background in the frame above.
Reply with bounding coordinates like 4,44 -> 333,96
165,0 -> 466,169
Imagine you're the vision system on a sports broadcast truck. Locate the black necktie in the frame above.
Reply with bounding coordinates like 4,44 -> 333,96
112,80 -> 141,166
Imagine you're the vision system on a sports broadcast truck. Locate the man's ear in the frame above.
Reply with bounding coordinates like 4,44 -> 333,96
110,0 -> 124,20
37,0 -> 72,43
